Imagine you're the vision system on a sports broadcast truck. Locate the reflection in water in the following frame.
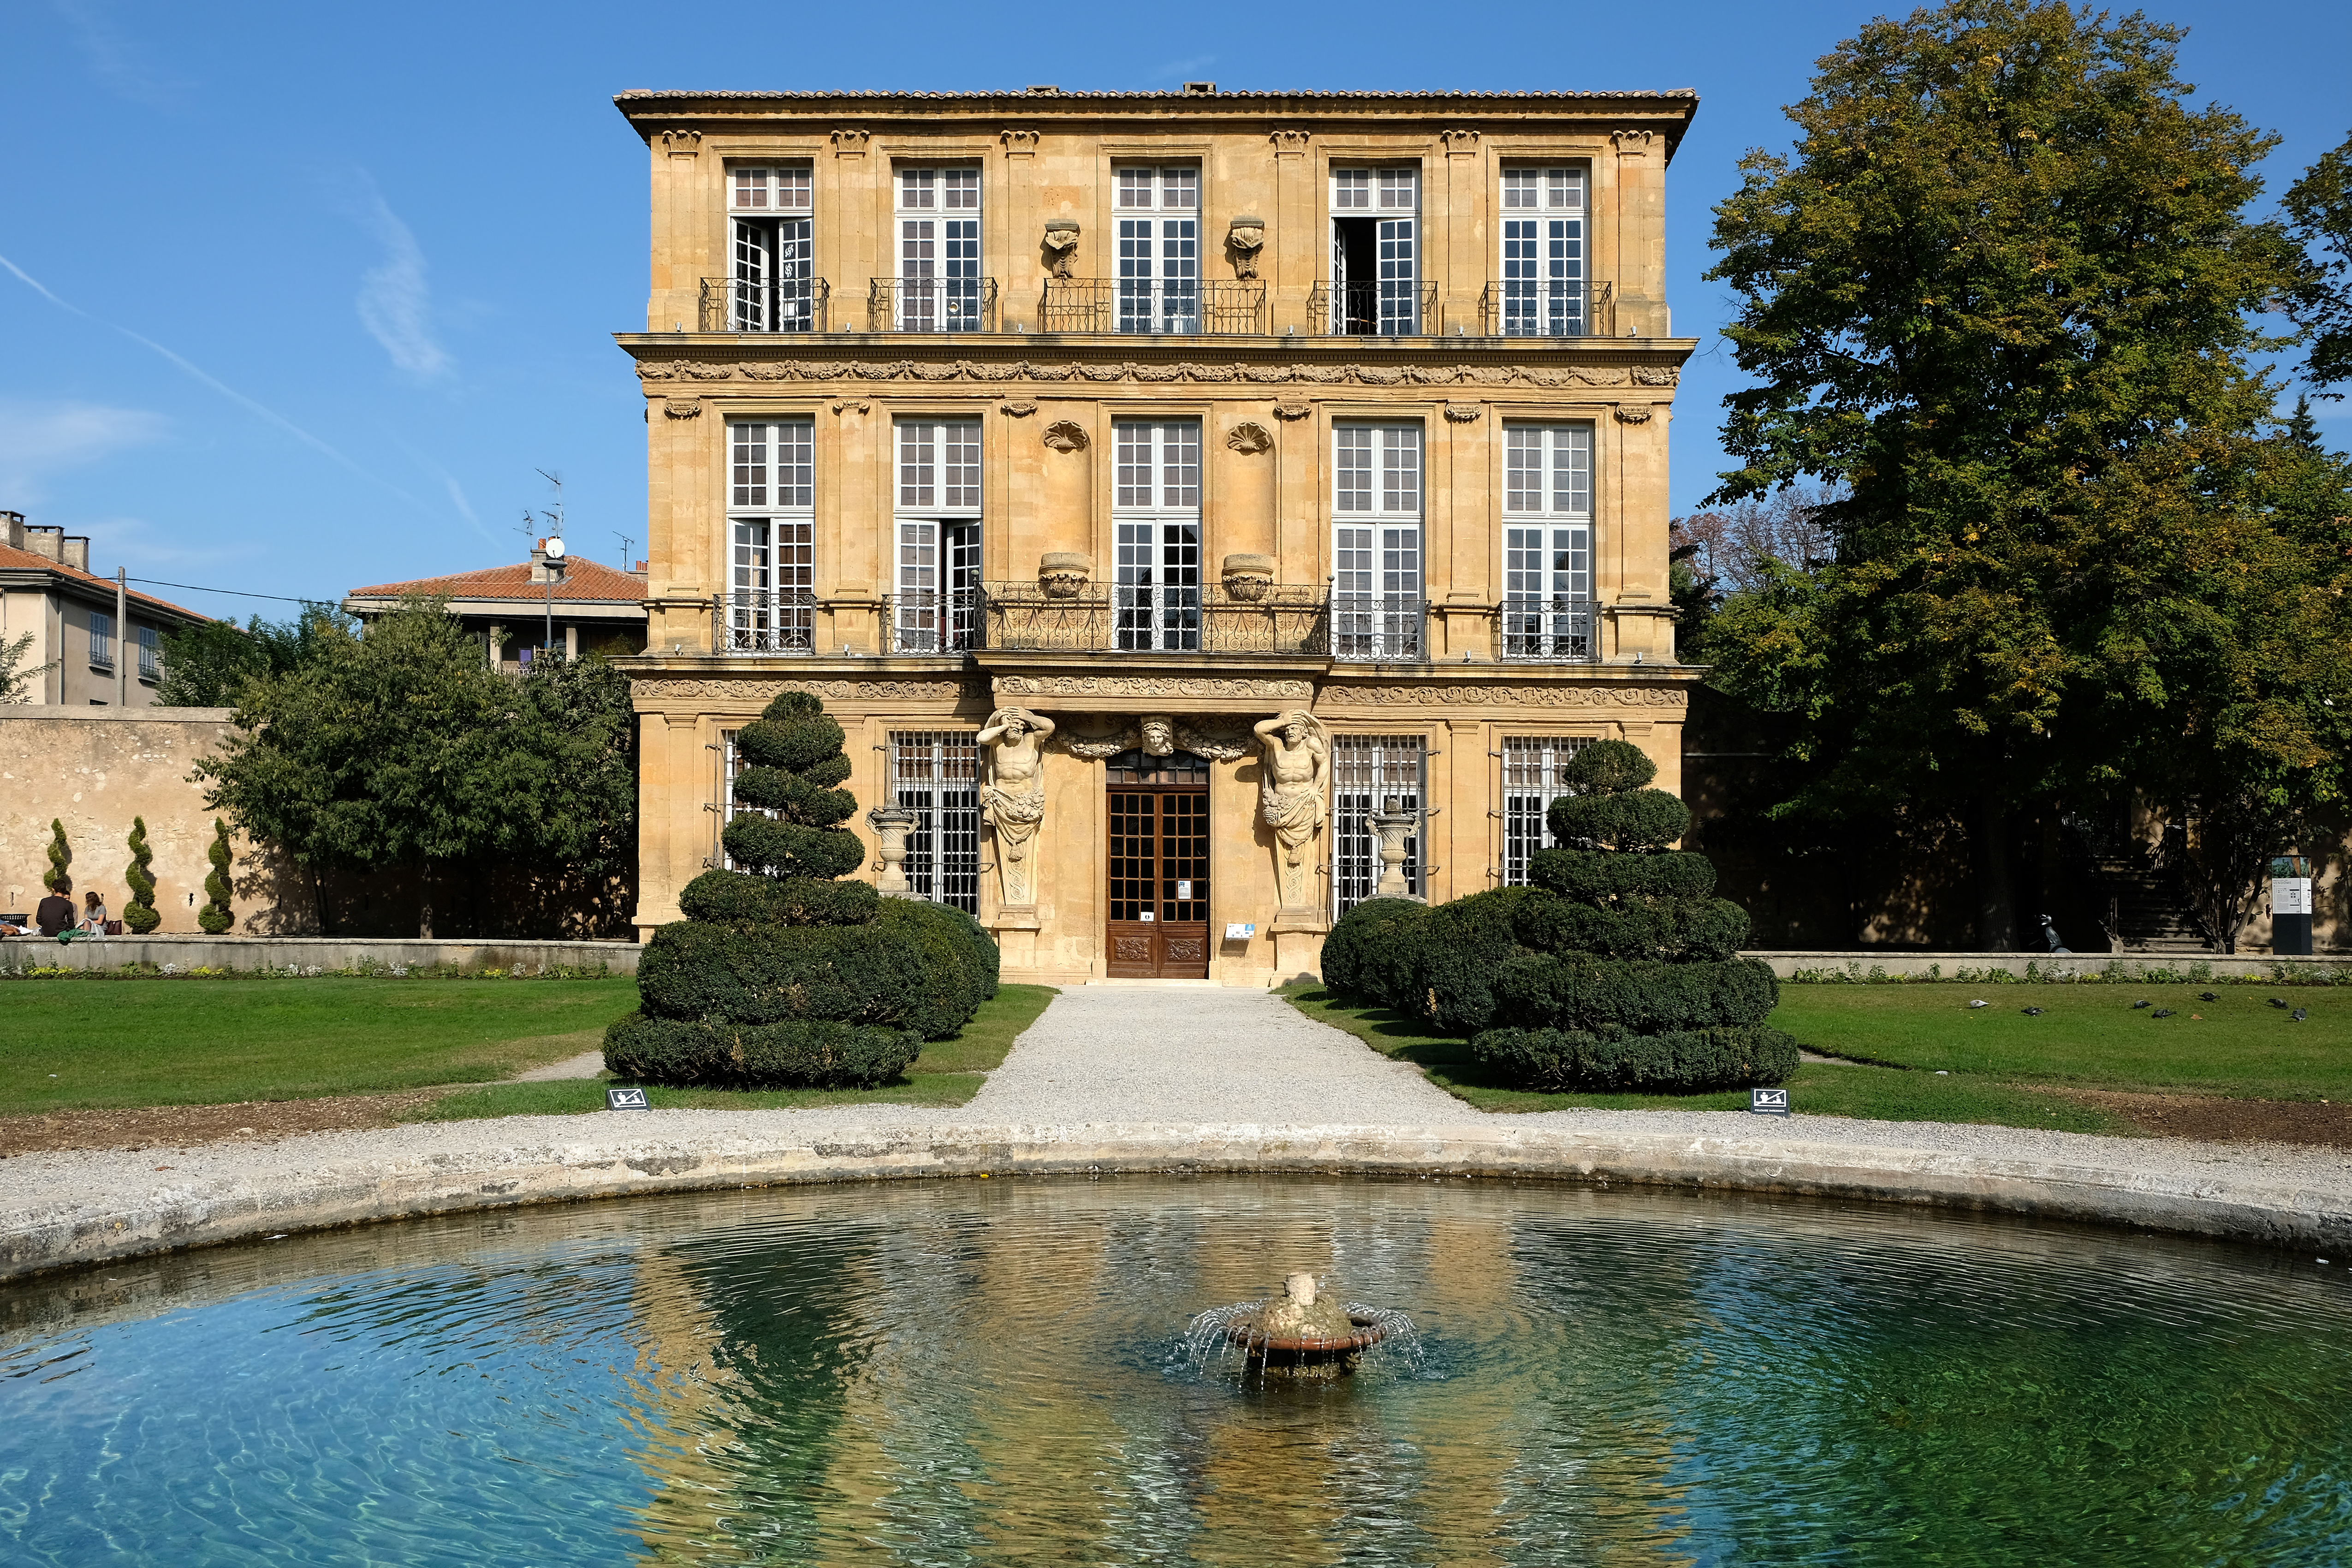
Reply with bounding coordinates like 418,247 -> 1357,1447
3,1176 -> 2351,1565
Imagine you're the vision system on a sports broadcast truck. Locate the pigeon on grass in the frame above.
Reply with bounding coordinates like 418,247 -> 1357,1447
2199,991 -> 2219,1002
2021,1006 -> 2044,1016
2152,1008 -> 2176,1018
2132,999 -> 2151,1009
2293,1008 -> 2310,1022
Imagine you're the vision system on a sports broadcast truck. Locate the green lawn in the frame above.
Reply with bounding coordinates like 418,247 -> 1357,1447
3,976 -> 641,1113
414,983 -> 1060,1122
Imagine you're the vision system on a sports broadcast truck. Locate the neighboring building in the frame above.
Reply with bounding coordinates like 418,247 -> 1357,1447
344,545 -> 650,671
614,86 -> 1700,983
0,511 -> 210,707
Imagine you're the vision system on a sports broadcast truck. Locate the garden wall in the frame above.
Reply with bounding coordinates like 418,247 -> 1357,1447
0,934 -> 640,974
1750,950 -> 2352,982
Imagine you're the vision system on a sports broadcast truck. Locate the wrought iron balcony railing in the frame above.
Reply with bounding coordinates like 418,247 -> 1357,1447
1478,279 -> 1612,339
717,589 -> 819,655
1329,594 -> 1428,662
1496,597 -> 1598,662
981,582 -> 1333,656
1307,280 -> 1440,337
700,275 -> 831,333
868,276 -> 998,333
1035,279 -> 1268,335
881,588 -> 982,654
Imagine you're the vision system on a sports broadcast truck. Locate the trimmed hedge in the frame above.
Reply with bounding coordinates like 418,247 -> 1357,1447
679,869 -> 880,928
1470,1024 -> 1799,1094
875,897 -> 998,1031
604,1011 -> 921,1088
1511,893 -> 1750,963
1418,885 -> 1543,1034
1527,848 -> 1716,903
1546,787 -> 1692,851
1488,953 -> 1779,1033
1320,896 -> 1431,1008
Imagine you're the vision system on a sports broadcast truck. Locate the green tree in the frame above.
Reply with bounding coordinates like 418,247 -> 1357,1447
198,818 -> 233,935
44,819 -> 70,895
157,604 -> 352,707
122,816 -> 160,934
2284,128 -> 2352,393
1,631 -> 56,705
1699,0 -> 2314,947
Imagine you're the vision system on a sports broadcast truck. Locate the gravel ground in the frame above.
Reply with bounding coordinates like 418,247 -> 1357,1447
5,987 -> 2352,1261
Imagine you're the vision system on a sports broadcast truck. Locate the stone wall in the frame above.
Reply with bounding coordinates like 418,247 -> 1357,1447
0,934 -> 639,974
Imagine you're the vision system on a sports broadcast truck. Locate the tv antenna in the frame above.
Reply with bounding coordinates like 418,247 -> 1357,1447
614,531 -> 637,570
533,468 -> 565,536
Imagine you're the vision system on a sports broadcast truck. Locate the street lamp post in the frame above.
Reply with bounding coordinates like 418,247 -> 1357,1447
542,535 -> 566,661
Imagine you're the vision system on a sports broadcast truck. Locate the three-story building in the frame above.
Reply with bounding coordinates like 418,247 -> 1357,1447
616,85 -> 1700,985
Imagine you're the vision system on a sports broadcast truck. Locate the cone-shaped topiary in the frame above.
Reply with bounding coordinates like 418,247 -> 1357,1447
605,690 -> 996,1088
44,819 -> 70,895
1385,738 -> 1794,1093
123,816 -> 161,933
197,819 -> 234,935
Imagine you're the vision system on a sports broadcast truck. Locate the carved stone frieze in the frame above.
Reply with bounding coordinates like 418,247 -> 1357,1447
1224,421 -> 1274,454
1056,715 -> 1255,762
634,358 -> 1678,390
1330,684 -> 1689,708
1632,365 -> 1678,386
1041,419 -> 1089,452
634,678 -> 988,703
995,675 -> 1315,700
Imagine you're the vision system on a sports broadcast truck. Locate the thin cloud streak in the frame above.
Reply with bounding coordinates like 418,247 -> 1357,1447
350,181 -> 454,380
0,248 -> 425,509
0,400 -> 170,500
47,0 -> 185,107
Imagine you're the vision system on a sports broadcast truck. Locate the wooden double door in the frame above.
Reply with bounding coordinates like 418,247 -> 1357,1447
1105,749 -> 1211,979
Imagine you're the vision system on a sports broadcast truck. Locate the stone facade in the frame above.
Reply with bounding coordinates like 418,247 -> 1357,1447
613,88 -> 1704,984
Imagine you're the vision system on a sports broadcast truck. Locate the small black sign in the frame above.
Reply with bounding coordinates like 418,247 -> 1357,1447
1750,1087 -> 1791,1116
606,1087 -> 651,1111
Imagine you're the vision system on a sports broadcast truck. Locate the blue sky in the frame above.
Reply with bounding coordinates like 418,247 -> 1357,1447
3,0 -> 2346,616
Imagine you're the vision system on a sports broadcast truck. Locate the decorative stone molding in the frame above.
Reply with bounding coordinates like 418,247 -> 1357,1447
635,358 -> 1678,390
1610,129 -> 1656,155
1271,401 -> 1313,420
1331,684 -> 1689,708
1442,403 -> 1482,423
1226,217 -> 1266,280
1059,716 -> 1255,761
830,128 -> 872,153
999,128 -> 1039,153
662,397 -> 702,419
831,398 -> 870,414
1038,551 -> 1092,599
995,675 -> 1315,700
633,678 -> 988,702
1437,129 -> 1481,152
1041,220 -> 1080,279
659,129 -> 701,156
999,400 -> 1038,417
1220,552 -> 1276,601
1224,421 -> 1274,454
1041,419 -> 1089,452
1270,129 -> 1311,151
1613,404 -> 1655,424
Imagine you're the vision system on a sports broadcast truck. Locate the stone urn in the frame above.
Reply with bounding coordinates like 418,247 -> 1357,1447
1220,553 -> 1276,602
1039,552 -> 1093,600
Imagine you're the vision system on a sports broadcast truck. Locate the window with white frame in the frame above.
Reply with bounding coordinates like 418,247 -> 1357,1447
1498,166 -> 1587,337
1501,424 -> 1595,660
1331,733 -> 1426,915
1332,424 -> 1424,661
893,419 -> 982,653
1502,735 -> 1592,885
896,166 -> 983,331
1112,421 -> 1203,652
717,728 -> 773,870
1330,167 -> 1420,334
89,611 -> 114,670
729,164 -> 817,330
1115,166 -> 1200,333
890,731 -> 981,912
726,420 -> 816,654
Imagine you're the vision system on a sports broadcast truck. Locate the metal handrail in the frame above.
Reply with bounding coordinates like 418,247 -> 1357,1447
1306,280 -> 1440,337
868,276 -> 998,333
1328,594 -> 1428,662
716,589 -> 819,656
700,276 -> 830,333
980,582 -> 1333,656
880,588 -> 982,654
1036,279 -> 1268,335
1495,597 -> 1599,662
1478,279 -> 1611,339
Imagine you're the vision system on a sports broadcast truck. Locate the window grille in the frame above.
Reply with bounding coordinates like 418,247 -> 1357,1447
1112,421 -> 1203,652
1330,733 -> 1426,916
1502,735 -> 1592,885
890,731 -> 981,913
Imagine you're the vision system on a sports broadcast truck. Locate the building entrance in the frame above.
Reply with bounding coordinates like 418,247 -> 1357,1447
1104,748 -> 1211,979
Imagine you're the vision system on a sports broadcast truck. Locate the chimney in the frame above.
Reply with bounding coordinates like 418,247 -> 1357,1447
633,558 -> 649,580
23,524 -> 63,562
0,511 -> 21,550
62,536 -> 91,572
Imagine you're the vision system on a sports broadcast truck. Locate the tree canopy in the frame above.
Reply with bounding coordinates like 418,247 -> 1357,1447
2284,127 -> 2352,393
156,604 -> 353,707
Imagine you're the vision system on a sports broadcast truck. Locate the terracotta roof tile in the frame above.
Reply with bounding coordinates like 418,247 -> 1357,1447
0,541 -> 211,622
344,557 -> 650,605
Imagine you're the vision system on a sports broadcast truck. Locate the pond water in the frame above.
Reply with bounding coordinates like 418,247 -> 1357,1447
2,1176 -> 2348,1566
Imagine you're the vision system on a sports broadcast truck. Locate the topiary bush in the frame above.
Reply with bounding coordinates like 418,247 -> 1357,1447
1319,896 -> 1431,1009
1420,738 -> 1794,1093
607,690 -> 993,1088
44,819 -> 70,896
123,816 -> 161,934
197,819 -> 234,935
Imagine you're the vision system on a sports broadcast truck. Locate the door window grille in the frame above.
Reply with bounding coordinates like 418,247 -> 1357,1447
1332,425 -> 1424,660
1331,734 -> 1426,915
729,164 -> 816,330
892,419 -> 982,652
1330,167 -> 1419,334
1112,421 -> 1203,652
726,420 -> 816,653
1498,166 -> 1586,337
890,731 -> 981,913
897,166 -> 982,331
1502,735 -> 1592,885
1501,424 -> 1594,659
1114,165 -> 1200,333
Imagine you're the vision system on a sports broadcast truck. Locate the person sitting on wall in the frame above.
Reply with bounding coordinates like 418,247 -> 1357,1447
78,889 -> 111,938
35,882 -> 76,938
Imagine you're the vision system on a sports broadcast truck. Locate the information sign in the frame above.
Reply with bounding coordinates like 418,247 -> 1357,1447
1750,1087 -> 1790,1116
606,1087 -> 651,1111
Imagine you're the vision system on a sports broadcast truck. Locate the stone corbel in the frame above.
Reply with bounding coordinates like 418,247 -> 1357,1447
1442,404 -> 1482,423
1271,402 -> 1312,421
1610,129 -> 1656,157
1437,129 -> 1481,154
659,129 -> 701,157
999,128 -> 1039,154
1000,400 -> 1038,417
830,128 -> 871,155
662,397 -> 702,419
1270,129 -> 1310,153
1612,403 -> 1656,424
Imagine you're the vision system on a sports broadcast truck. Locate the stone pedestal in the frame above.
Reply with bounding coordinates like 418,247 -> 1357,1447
991,904 -> 1041,971
866,806 -> 919,897
1269,907 -> 1330,985
1370,799 -> 1427,903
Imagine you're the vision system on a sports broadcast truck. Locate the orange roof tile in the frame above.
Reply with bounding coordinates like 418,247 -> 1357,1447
0,540 -> 211,623
344,558 -> 650,605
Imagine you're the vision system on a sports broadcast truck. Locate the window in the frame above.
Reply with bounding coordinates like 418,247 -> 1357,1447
1331,734 -> 1426,915
718,729 -> 771,870
1330,167 -> 1419,334
726,420 -> 816,653
1502,736 -> 1592,885
1501,425 -> 1595,660
1498,166 -> 1588,337
890,731 -> 981,912
137,624 -> 160,683
89,611 -> 113,670
897,166 -> 983,331
1112,421 -> 1202,652
893,419 -> 982,653
728,164 -> 817,331
1332,424 -> 1423,660
1114,166 -> 1200,333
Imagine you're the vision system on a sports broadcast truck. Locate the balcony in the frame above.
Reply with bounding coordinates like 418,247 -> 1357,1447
1496,598 -> 1598,662
700,276 -> 832,333
1478,279 -> 1613,339
1307,281 -> 1440,338
717,589 -> 818,655
981,582 -> 1331,655
867,276 -> 998,333
881,588 -> 982,655
1035,279 -> 1268,335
